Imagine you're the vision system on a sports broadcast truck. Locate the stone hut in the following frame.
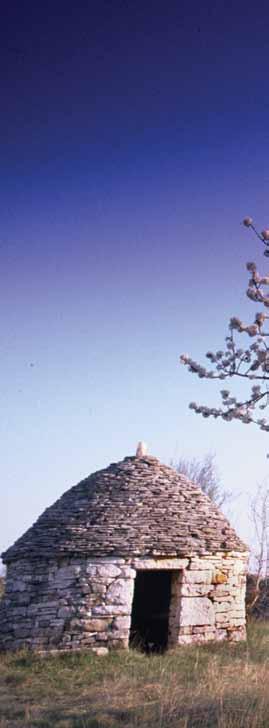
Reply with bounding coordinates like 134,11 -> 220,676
0,448 -> 248,654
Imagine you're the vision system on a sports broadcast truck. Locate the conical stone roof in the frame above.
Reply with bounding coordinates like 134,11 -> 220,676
2,455 -> 247,563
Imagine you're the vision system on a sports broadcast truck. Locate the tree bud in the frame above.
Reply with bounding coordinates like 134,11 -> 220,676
261,229 -> 269,241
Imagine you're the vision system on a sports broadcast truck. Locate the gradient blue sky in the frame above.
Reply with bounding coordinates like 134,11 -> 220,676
2,1 -> 269,561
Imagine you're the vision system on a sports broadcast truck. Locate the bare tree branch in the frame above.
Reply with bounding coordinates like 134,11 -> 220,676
248,484 -> 269,616
171,453 -> 230,506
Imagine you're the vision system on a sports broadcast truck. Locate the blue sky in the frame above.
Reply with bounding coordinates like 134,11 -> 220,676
2,0 -> 269,560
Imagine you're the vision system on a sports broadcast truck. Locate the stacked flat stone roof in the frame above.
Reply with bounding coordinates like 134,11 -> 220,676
2,455 -> 247,563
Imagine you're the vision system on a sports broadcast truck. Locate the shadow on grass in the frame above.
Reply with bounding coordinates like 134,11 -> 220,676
1,687 -> 268,728
27,699 -> 263,728
27,705 -> 139,728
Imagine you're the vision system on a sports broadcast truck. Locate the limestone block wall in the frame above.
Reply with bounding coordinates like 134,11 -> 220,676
0,557 -> 135,654
0,551 -> 248,653
175,552 -> 248,644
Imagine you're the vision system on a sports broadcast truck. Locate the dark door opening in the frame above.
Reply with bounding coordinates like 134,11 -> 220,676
129,570 -> 172,653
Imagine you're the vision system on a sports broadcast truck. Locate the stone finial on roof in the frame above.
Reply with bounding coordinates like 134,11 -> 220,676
136,441 -> 148,457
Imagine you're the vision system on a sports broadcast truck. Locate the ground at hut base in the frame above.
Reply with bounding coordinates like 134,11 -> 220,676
0,621 -> 268,728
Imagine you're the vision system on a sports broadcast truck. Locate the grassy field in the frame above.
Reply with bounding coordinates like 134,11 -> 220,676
1,622 -> 269,727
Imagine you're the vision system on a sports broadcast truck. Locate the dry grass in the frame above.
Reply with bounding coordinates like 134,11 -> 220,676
1,621 -> 269,727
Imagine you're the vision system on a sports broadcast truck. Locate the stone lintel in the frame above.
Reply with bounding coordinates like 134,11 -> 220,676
132,558 -> 189,570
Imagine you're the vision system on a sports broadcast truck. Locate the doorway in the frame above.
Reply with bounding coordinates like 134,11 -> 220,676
129,570 -> 172,652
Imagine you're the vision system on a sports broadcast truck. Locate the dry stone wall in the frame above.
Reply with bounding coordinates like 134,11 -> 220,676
0,552 -> 248,653
175,553 -> 247,644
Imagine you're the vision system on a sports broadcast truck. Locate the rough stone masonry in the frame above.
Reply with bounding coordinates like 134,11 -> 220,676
0,452 -> 248,653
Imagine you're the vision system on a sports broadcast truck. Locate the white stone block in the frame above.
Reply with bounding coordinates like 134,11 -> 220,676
180,583 -> 211,597
107,578 -> 134,606
189,559 -> 217,570
214,601 -> 232,613
183,570 -> 212,584
120,567 -> 136,578
58,606 -> 74,619
90,582 -> 106,596
132,558 -> 189,570
83,619 -> 111,632
180,597 -> 215,626
53,566 -> 80,584
91,647 -> 108,656
92,604 -> 129,616
96,565 -> 122,578
113,616 -> 131,631
86,565 -> 98,577
98,558 -> 126,565
177,634 -> 195,644
215,612 -> 232,623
